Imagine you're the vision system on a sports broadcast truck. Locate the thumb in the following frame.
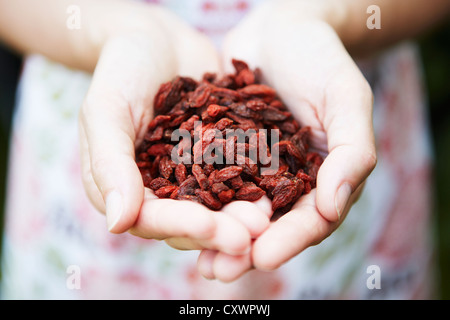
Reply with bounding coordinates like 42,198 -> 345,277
79,89 -> 145,234
78,43 -> 155,233
316,69 -> 377,222
79,34 -> 176,233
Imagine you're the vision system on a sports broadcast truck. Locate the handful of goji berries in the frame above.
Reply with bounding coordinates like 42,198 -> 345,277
135,59 -> 323,216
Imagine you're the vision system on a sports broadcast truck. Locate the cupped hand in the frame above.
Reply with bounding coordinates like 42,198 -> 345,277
78,6 -> 255,255
197,0 -> 377,281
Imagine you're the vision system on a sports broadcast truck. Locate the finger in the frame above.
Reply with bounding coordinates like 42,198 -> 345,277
167,213 -> 252,255
129,198 -> 216,241
79,122 -> 106,214
131,199 -> 252,255
253,179 -> 366,272
201,210 -> 257,255
197,250 -> 218,280
252,190 -> 337,271
252,195 -> 273,219
221,199 -> 271,238
316,68 -> 377,222
197,248 -> 254,282
165,237 -> 204,251
211,250 -> 253,283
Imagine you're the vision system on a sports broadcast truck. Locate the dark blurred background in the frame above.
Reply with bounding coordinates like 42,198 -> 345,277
421,21 -> 450,299
0,43 -> 22,286
0,21 -> 449,299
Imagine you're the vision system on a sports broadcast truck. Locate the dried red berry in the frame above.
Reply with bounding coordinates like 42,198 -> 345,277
155,185 -> 178,198
218,189 -> 235,204
214,166 -> 243,183
271,178 -> 299,211
192,164 -> 210,190
178,175 -> 198,196
196,190 -> 223,210
235,182 -> 265,201
148,177 -> 172,191
175,163 -> 187,184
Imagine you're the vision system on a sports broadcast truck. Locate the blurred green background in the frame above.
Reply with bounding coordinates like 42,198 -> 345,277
420,21 -> 450,299
0,21 -> 449,299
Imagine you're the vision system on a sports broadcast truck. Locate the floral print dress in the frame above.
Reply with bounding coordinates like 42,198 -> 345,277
0,0 -> 437,299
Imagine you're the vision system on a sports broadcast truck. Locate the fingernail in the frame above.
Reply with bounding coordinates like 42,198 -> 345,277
335,183 -> 352,220
106,190 -> 123,232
